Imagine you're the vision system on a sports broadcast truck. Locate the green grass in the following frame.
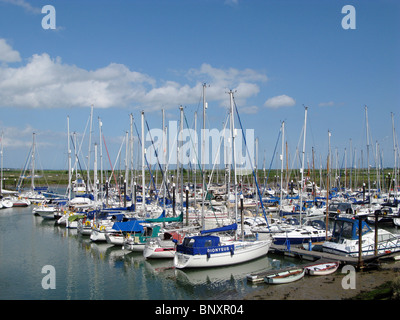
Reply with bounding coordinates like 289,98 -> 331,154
1,167 -> 396,190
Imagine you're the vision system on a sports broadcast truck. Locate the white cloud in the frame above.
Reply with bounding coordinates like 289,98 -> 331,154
239,106 -> 258,114
0,39 -> 21,63
0,41 -> 267,110
318,101 -> 335,107
224,0 -> 239,6
0,0 -> 41,14
264,95 -> 296,109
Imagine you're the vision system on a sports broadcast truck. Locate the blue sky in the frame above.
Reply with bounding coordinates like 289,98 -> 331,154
0,0 -> 399,173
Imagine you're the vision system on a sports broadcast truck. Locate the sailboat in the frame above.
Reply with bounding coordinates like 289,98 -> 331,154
174,223 -> 271,268
272,108 -> 332,245
174,90 -> 272,269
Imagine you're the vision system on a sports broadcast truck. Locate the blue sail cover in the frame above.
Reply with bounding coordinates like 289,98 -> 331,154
112,220 -> 145,233
200,223 -> 237,235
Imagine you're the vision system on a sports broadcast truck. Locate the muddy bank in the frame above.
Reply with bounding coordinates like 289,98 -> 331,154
244,260 -> 400,300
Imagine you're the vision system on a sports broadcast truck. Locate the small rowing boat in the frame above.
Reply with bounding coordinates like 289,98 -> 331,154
305,261 -> 339,276
264,268 -> 305,284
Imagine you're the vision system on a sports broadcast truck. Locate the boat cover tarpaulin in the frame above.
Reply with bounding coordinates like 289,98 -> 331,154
112,220 -> 144,232
176,235 -> 235,256
146,212 -> 183,223
68,214 -> 85,222
200,223 -> 237,235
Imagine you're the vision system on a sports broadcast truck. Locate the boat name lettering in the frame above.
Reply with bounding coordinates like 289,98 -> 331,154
206,246 -> 232,254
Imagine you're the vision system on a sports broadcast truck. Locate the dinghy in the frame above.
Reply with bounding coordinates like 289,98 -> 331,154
305,261 -> 339,276
264,268 -> 305,284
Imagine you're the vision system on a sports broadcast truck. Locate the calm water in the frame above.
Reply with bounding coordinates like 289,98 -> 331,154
0,206 -> 295,300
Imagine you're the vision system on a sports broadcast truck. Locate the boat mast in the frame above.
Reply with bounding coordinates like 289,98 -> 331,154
229,90 -> 238,235
194,111 -> 197,209
280,121 -> 285,217
31,132 -> 36,191
130,114 -> 134,203
67,117 -> 72,201
94,143 -> 98,203
124,130 -> 129,206
0,131 -> 3,194
87,104 -> 93,193
162,109 -> 166,211
326,131 -> 330,240
365,106 -> 371,206
141,110 -> 145,214
392,112 -> 398,199
300,106 -> 308,224
328,130 -> 331,198
98,117 -> 104,202
179,105 -> 184,215
201,83 -> 207,229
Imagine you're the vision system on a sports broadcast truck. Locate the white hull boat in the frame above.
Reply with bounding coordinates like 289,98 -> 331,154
143,238 -> 176,259
174,234 -> 272,269
33,205 -> 57,219
106,233 -> 125,246
322,216 -> 400,257
77,219 -> 93,235
90,222 -> 115,242
264,268 -> 305,284
305,261 -> 339,276
0,199 -> 13,208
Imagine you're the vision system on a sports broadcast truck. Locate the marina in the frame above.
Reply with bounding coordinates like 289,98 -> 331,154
1,99 -> 400,300
0,1 -> 399,302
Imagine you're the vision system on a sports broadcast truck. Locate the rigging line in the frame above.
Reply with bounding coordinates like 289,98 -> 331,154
102,133 -> 122,203
17,144 -> 33,190
132,119 -> 159,198
205,113 -> 229,189
263,124 -> 282,195
183,111 -> 222,219
70,135 -> 86,184
233,98 -> 271,230
74,114 -> 90,173
108,133 -> 126,185
144,117 -> 171,200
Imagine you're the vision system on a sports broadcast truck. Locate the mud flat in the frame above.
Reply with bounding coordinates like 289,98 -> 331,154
244,260 -> 400,300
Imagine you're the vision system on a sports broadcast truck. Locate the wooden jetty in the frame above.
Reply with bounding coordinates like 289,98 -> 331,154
269,244 -> 359,264
247,244 -> 400,284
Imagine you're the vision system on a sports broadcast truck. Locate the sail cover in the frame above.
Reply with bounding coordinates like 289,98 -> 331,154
112,220 -> 144,232
200,223 -> 237,235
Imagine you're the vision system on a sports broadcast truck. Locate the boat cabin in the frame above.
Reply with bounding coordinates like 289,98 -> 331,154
176,235 -> 235,257
331,217 -> 372,243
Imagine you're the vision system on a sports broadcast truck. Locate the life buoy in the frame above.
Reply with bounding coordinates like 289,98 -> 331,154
85,221 -> 91,226
100,225 -> 106,231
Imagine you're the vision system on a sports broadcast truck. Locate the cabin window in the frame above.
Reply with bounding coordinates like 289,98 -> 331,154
204,240 -> 213,247
333,220 -> 353,241
183,238 -> 195,248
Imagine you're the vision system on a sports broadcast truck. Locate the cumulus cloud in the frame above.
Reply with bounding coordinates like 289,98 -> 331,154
264,94 -> 296,109
0,41 -> 268,110
0,53 -> 155,108
0,39 -> 21,63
